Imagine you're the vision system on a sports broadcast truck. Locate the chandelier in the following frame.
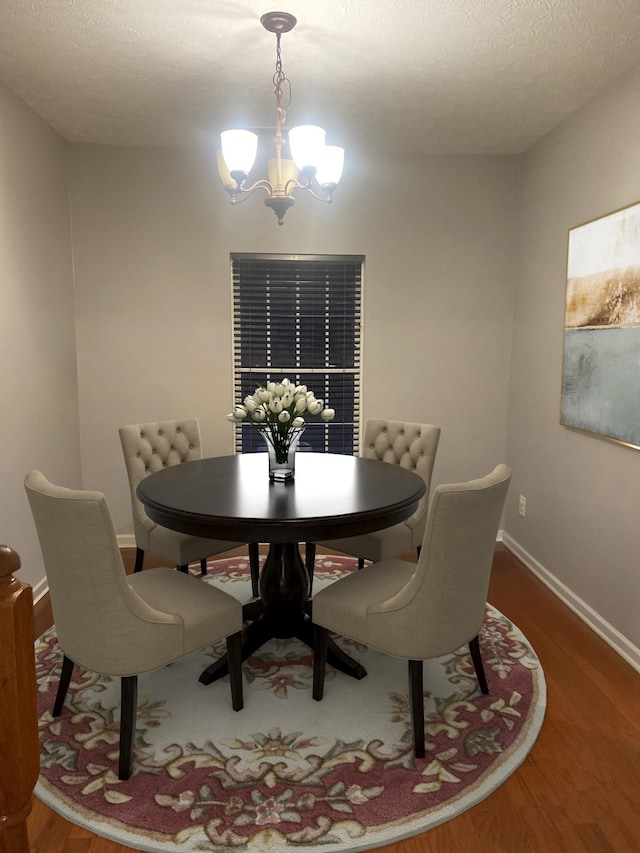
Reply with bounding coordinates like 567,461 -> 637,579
216,11 -> 344,225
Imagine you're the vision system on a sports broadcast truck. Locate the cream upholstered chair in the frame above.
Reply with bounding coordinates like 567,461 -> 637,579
25,471 -> 244,781
305,419 -> 441,583
312,464 -> 511,758
119,418 -> 260,594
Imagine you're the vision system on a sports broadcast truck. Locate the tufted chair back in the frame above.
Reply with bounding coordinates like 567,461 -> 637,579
119,419 -> 203,541
119,417 -> 253,581
362,418 -> 440,542
305,418 -> 441,580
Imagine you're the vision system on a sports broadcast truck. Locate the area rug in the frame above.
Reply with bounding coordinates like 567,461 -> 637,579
34,555 -> 546,852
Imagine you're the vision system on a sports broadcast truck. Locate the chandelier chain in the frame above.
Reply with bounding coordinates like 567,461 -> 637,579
273,32 -> 291,123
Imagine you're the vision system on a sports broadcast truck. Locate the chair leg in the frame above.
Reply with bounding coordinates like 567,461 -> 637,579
52,654 -> 75,716
312,625 -> 329,701
357,557 -> 365,570
134,548 -> 145,573
305,542 -> 316,595
226,631 -> 244,711
416,544 -> 421,560
469,634 -> 489,694
177,564 -> 189,574
408,660 -> 425,758
249,542 -> 260,598
200,558 -> 208,576
119,675 -> 138,780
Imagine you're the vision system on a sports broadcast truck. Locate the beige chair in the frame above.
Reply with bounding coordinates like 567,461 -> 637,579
25,470 -> 244,780
312,464 -> 511,758
305,419 -> 441,584
119,418 -> 260,594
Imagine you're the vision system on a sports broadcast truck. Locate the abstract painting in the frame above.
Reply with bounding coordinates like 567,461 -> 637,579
561,200 -> 640,450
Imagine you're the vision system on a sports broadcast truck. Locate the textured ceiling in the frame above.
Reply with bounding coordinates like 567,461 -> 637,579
0,0 -> 639,154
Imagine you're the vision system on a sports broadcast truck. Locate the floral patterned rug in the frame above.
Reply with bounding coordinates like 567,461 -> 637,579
34,555 -> 546,852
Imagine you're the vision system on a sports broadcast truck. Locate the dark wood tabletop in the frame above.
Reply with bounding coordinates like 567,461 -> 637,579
137,452 -> 426,544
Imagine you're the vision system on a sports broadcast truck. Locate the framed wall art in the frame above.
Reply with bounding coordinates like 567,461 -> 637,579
561,200 -> 640,450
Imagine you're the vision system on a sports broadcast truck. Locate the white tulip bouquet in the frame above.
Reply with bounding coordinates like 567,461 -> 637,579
227,378 -> 335,464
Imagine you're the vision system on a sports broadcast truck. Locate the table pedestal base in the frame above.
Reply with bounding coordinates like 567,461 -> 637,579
199,542 -> 367,685
199,613 -> 366,685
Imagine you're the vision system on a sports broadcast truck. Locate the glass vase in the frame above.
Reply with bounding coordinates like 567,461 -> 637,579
261,427 -> 305,481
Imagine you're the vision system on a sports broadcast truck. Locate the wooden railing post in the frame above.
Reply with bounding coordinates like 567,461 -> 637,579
0,546 -> 40,853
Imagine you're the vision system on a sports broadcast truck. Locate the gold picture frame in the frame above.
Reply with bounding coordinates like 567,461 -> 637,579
561,199 -> 640,451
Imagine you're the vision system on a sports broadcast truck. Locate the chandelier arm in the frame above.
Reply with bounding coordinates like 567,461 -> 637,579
283,178 -> 302,196
298,184 -> 335,204
226,180 -> 275,205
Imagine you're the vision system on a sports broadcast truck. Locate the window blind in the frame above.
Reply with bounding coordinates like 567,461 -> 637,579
231,253 -> 363,456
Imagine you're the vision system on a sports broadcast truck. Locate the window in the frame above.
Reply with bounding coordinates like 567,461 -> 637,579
231,253 -> 363,456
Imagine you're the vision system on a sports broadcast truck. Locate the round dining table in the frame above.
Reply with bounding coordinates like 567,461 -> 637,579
136,452 -> 426,685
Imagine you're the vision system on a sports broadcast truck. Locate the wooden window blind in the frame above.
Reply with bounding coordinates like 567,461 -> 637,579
231,253 -> 363,456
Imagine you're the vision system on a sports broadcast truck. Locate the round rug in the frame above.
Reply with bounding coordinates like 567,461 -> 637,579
34,554 -> 546,852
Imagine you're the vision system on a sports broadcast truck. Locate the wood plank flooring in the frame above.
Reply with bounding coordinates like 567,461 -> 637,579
26,546 -> 640,852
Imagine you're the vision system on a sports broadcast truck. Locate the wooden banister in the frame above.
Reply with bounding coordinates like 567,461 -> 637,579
0,546 -> 39,853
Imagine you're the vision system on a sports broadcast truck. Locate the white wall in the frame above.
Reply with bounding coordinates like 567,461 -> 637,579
505,65 -> 640,656
0,82 -> 79,593
68,144 -> 520,535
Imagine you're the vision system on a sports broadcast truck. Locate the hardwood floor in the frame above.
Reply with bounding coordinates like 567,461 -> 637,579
27,546 -> 640,852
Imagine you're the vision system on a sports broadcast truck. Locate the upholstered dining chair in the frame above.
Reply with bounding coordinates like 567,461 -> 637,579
25,470 -> 244,781
305,419 -> 441,588
312,463 -> 511,758
119,418 -> 260,595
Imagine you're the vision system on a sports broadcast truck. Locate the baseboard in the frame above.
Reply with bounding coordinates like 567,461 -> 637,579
502,532 -> 640,675
32,577 -> 50,605
117,534 -> 137,548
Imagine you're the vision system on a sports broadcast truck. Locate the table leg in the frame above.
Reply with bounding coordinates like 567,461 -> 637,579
199,617 -> 275,685
259,542 -> 309,635
290,615 -> 367,680
199,541 -> 367,685
199,612 -> 366,684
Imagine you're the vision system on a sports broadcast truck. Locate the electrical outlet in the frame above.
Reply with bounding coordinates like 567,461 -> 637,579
518,495 -> 526,517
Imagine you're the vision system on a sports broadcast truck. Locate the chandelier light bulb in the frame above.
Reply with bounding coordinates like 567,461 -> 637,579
315,145 -> 345,187
287,125 -> 326,172
221,130 -> 259,175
